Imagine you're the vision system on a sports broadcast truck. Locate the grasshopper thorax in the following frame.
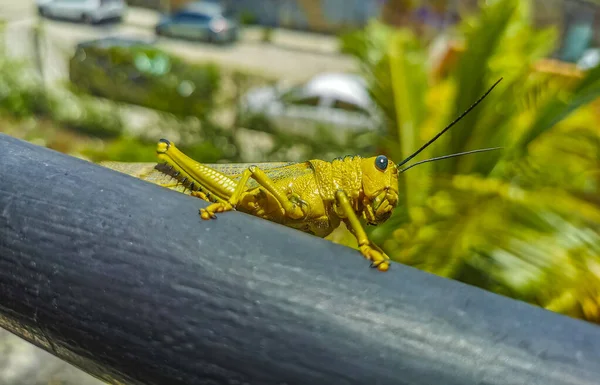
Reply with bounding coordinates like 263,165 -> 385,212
360,155 -> 399,225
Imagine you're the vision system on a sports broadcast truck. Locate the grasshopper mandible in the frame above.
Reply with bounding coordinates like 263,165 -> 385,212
102,79 -> 503,271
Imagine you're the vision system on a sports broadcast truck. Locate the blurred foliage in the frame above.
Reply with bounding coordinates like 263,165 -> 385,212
57,96 -> 124,139
0,23 -> 247,164
69,42 -> 221,120
0,72 -> 53,118
0,26 -> 54,118
82,135 -> 224,164
238,10 -> 259,25
0,24 -> 124,139
342,0 -> 600,324
261,27 -> 274,43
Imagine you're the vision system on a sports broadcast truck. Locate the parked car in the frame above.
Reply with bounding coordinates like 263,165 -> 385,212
155,2 -> 239,44
240,72 -> 382,143
69,36 -> 221,118
577,48 -> 600,70
37,0 -> 126,24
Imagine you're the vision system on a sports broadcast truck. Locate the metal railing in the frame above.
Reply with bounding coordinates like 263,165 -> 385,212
1,133 -> 600,384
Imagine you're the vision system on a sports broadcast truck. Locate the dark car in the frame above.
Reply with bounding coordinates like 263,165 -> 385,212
69,36 -> 221,118
155,2 -> 239,44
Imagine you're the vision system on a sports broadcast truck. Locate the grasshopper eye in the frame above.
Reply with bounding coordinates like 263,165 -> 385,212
375,155 -> 388,171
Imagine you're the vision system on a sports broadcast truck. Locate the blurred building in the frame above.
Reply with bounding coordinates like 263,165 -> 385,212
221,0 -> 380,32
125,0 -> 599,62
552,0 -> 600,62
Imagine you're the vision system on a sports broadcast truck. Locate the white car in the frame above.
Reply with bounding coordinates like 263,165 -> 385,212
37,0 -> 127,24
577,48 -> 600,70
241,72 -> 382,144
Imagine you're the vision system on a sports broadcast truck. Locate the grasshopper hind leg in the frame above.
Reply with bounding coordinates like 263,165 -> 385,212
154,161 -> 220,203
200,165 -> 308,221
198,168 -> 253,220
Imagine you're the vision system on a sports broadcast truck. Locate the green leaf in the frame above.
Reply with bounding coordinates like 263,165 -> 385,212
388,30 -> 429,208
513,63 -> 600,155
448,0 -> 519,163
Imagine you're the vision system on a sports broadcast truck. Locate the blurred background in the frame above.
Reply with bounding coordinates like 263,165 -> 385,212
1,0 -> 599,383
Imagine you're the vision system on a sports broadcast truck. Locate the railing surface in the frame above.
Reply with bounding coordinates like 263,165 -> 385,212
0,133 -> 599,385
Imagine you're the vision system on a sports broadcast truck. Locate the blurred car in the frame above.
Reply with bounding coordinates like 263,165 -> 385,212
577,48 -> 600,70
155,2 -> 239,44
241,72 -> 382,142
37,0 -> 126,24
69,36 -> 221,117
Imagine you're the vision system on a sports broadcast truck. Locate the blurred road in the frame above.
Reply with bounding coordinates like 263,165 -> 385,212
1,2 -> 357,84
0,0 -> 33,21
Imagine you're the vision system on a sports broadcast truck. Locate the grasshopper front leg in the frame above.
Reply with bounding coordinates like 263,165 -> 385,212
200,165 -> 307,221
335,190 -> 391,272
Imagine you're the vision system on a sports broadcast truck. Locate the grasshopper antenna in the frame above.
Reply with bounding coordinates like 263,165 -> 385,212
399,147 -> 502,173
396,77 -> 503,168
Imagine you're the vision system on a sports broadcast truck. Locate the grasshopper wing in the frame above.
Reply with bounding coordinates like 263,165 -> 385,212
100,160 -> 314,193
99,161 -> 190,194
205,161 -> 313,189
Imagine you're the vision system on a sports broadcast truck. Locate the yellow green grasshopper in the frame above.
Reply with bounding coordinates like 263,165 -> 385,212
101,79 -> 503,271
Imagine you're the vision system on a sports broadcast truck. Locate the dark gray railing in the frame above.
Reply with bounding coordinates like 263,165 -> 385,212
1,133 -> 600,385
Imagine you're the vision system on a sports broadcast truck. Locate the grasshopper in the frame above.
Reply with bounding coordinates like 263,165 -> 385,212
102,79 -> 502,271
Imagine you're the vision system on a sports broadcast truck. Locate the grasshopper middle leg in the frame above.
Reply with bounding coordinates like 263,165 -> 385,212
200,165 -> 307,221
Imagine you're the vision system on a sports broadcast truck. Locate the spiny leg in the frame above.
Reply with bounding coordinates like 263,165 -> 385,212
335,190 -> 391,272
156,139 -> 237,205
200,165 -> 307,220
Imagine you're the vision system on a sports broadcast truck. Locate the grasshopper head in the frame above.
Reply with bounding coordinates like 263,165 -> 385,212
360,155 -> 399,225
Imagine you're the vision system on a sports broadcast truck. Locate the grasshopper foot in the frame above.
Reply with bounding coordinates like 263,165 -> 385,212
191,191 -> 210,201
359,244 -> 390,272
200,202 -> 234,220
